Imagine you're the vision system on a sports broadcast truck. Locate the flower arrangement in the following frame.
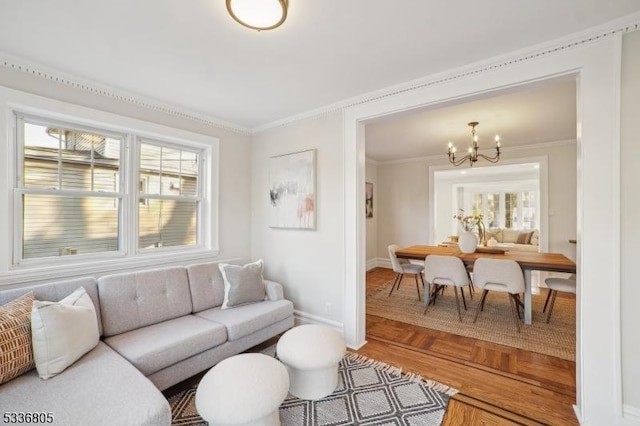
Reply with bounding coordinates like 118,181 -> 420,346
453,209 -> 487,245
453,209 -> 483,232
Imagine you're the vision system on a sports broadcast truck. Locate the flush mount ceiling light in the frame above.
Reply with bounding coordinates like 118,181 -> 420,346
226,0 -> 288,31
447,121 -> 501,167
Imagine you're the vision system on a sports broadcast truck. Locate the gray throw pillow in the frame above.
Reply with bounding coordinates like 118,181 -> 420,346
219,260 -> 266,309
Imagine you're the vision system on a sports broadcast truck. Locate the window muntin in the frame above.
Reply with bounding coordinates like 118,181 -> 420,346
23,123 -> 121,191
14,114 -> 209,265
463,189 -> 538,231
137,140 -> 202,250
18,118 -> 124,262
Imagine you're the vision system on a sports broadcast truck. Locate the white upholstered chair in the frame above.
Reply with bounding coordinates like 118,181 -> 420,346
387,244 -> 423,300
423,254 -> 471,321
472,258 -> 525,332
543,275 -> 576,323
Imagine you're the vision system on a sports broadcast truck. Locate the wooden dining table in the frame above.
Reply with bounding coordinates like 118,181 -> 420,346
394,245 -> 576,325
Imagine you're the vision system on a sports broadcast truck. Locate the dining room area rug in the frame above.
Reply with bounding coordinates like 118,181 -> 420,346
368,277 -> 576,361
169,351 -> 457,426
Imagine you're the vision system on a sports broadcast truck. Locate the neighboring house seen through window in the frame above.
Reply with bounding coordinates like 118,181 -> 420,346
14,113 -> 208,266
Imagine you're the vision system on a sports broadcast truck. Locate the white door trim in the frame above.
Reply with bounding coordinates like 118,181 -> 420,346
344,35 -> 624,424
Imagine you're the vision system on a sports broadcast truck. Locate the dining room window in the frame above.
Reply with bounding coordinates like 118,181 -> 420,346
463,188 -> 538,230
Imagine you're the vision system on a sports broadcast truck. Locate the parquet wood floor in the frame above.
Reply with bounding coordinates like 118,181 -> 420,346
360,267 -> 578,425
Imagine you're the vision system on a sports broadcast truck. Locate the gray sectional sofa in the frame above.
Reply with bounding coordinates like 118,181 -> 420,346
0,261 -> 295,426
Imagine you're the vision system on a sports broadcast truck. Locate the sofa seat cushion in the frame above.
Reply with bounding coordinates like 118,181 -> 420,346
196,300 -> 294,341
104,315 -> 227,376
0,341 -> 170,426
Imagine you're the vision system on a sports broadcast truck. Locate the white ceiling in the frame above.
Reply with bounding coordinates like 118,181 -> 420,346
365,78 -> 577,162
0,1 -> 639,131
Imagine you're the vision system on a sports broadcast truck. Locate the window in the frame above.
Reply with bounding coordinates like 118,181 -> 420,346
460,185 -> 538,231
138,140 -> 201,250
14,113 -> 209,266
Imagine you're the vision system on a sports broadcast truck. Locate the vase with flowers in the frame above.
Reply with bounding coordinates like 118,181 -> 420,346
453,209 -> 485,253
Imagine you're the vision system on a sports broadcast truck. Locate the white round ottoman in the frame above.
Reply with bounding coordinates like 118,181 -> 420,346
195,353 -> 289,426
276,324 -> 346,400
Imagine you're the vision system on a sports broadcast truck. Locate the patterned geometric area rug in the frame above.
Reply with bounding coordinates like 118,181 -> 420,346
169,352 -> 457,426
368,277 -> 576,361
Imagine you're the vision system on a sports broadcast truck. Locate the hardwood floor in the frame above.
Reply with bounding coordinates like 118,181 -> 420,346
359,267 -> 577,425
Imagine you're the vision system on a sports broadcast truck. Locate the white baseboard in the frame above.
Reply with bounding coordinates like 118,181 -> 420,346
366,258 -> 378,271
624,404 -> 640,422
367,257 -> 391,270
293,310 -> 343,333
292,310 -> 366,350
573,405 -> 582,424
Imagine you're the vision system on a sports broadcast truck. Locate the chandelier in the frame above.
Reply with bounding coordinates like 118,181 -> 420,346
226,0 -> 288,31
447,122 -> 501,167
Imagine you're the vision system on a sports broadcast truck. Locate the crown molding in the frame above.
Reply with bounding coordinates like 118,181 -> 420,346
0,52 -> 252,135
253,12 -> 640,134
374,139 -> 576,166
0,12 -> 638,137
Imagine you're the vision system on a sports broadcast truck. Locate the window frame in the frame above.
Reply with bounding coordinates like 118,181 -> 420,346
133,137 -> 207,254
11,109 -> 215,270
454,179 -> 540,233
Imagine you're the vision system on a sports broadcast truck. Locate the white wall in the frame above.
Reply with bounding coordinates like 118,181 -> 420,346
365,160 -> 378,267
376,160 -> 430,255
374,143 -> 577,261
251,112 -> 344,327
621,29 -> 640,416
0,67 -> 253,285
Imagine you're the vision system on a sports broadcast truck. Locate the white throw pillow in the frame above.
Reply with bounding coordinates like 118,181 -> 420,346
31,287 -> 100,380
219,259 -> 266,309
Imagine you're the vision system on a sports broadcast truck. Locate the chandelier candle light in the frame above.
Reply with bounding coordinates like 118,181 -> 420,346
447,121 -> 501,167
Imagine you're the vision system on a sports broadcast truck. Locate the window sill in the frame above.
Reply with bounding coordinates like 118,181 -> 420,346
0,249 -> 238,288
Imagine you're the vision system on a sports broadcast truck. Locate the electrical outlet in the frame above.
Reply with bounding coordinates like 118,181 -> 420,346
324,302 -> 332,315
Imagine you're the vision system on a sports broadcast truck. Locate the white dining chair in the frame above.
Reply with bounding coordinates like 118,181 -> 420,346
543,275 -> 576,323
472,258 -> 525,332
387,244 -> 423,300
423,254 -> 471,321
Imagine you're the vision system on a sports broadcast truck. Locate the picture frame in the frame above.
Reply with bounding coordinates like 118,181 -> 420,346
269,149 -> 316,229
365,182 -> 373,218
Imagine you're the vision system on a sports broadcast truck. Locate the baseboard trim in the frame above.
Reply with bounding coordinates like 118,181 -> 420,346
366,258 -> 378,271
293,310 -> 343,333
624,404 -> 640,421
375,258 -> 392,269
292,310 -> 365,350
573,405 -> 582,424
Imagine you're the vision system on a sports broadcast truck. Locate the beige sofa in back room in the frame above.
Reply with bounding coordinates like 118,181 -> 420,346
484,228 -> 540,252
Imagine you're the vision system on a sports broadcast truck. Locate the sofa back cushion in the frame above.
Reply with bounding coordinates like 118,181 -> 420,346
485,229 -> 503,243
186,262 -> 225,312
0,277 -> 102,335
98,267 -> 192,337
502,229 -> 520,243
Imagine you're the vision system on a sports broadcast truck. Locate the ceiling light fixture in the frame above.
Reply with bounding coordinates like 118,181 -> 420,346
226,0 -> 288,31
447,121 -> 501,167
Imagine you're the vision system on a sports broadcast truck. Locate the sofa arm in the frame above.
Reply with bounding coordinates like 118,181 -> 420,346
264,280 -> 284,301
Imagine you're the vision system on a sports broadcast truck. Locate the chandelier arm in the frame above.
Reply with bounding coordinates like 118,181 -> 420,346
477,153 -> 501,163
449,155 -> 473,167
445,122 -> 501,167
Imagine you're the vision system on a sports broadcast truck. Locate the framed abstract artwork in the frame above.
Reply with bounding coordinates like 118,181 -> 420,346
269,149 -> 316,229
365,182 -> 373,218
